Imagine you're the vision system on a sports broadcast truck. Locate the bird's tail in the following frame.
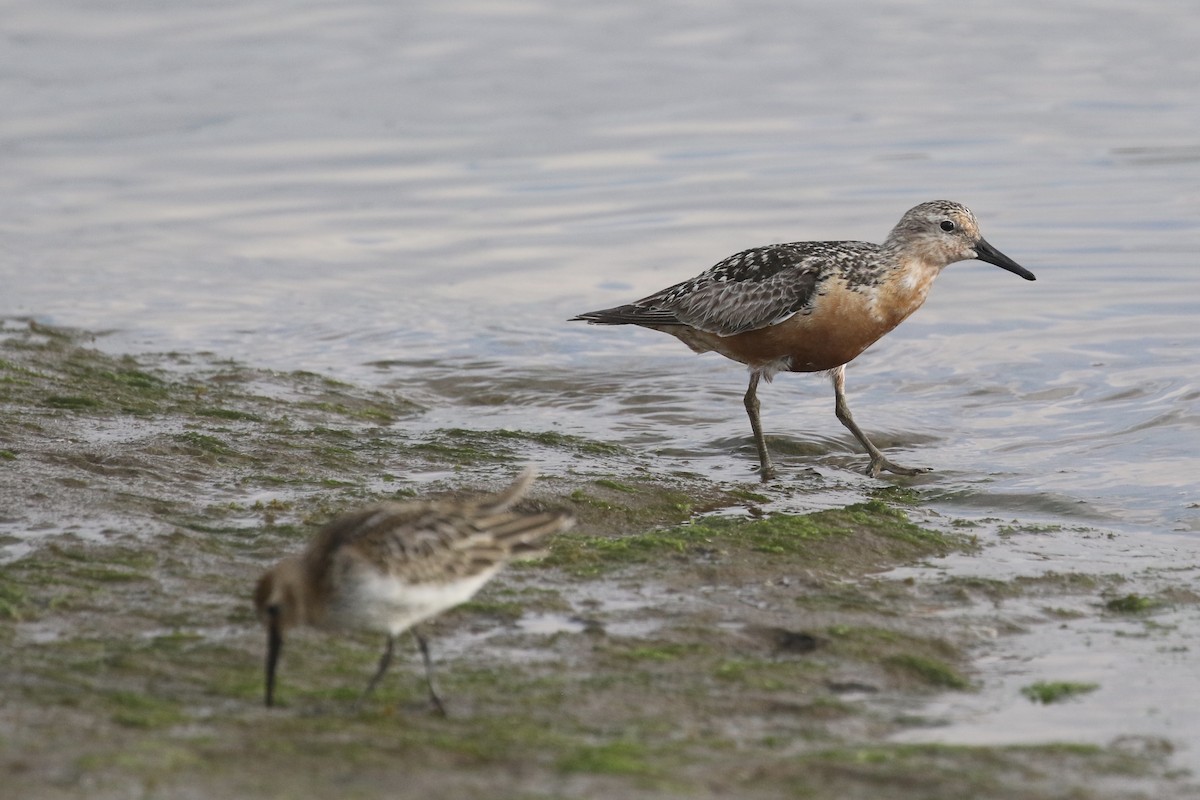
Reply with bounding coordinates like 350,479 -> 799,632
570,306 -> 680,326
475,467 -> 575,557
478,466 -> 538,513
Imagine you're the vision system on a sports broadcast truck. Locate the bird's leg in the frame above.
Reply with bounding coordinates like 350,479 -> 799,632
744,373 -> 777,481
413,629 -> 447,717
830,366 -> 930,478
355,634 -> 395,710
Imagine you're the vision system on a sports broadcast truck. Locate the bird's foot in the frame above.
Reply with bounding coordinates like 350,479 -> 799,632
758,462 -> 778,482
866,456 -> 932,479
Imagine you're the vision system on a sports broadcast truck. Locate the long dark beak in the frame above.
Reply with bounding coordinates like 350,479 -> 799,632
265,607 -> 283,708
973,237 -> 1035,281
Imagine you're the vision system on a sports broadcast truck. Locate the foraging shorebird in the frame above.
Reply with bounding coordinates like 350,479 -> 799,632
253,468 -> 573,711
572,201 -> 1035,479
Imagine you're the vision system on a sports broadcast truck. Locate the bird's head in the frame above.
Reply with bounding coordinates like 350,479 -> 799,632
888,200 -> 1035,281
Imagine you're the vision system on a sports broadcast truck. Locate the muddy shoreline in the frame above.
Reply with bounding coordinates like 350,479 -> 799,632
1,321 -> 1195,799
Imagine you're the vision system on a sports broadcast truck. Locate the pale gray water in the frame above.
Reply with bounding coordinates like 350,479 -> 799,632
2,0 -> 1199,761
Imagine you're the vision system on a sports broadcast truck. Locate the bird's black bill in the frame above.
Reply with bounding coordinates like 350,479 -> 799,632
974,237 -> 1036,281
265,608 -> 282,708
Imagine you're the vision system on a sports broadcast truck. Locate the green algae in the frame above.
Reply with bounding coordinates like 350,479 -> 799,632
557,740 -> 655,776
172,431 -> 242,457
491,428 -> 628,456
104,689 -> 188,729
782,742 -> 1160,799
883,654 -> 970,690
454,598 -> 529,621
414,428 -> 518,463
822,625 -> 969,690
937,571 -> 1113,606
0,577 -> 28,620
1,322 -> 1195,800
542,500 -> 970,578
1021,680 -> 1100,704
195,406 -> 263,422
619,642 -> 704,662
44,394 -> 104,410
1105,593 -> 1158,614
712,656 -> 819,691
594,477 -> 637,493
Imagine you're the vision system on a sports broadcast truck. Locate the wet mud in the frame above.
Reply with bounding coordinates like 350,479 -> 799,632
1,321 -> 1196,799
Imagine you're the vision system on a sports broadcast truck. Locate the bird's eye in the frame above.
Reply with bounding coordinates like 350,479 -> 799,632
940,220 -> 956,232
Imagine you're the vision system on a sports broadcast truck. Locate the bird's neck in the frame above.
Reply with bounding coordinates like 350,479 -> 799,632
875,256 -> 942,327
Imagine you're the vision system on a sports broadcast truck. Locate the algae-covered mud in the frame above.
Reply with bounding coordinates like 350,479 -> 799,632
1,322 -> 1197,799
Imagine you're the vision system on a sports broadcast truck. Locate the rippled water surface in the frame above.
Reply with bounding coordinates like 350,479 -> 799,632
3,0 -> 1199,758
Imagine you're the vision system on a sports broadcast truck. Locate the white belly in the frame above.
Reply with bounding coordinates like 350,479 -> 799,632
324,566 -> 500,635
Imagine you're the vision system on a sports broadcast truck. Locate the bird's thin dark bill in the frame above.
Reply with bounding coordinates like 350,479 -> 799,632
265,612 -> 283,707
974,238 -> 1036,281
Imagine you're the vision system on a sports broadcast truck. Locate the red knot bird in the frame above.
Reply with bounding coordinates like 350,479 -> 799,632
254,468 -> 574,711
572,201 -> 1035,480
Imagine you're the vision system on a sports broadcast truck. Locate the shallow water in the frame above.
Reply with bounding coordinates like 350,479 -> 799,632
890,532 -> 1200,761
3,0 -> 1199,763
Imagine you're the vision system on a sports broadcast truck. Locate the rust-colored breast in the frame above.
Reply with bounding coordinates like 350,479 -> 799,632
676,270 -> 937,373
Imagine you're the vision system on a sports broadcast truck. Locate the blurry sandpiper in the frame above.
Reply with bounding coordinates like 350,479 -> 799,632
254,468 -> 574,712
572,201 -> 1035,480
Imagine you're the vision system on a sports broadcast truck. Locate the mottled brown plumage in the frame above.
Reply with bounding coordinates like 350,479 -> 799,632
254,468 -> 573,711
573,201 -> 1035,479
